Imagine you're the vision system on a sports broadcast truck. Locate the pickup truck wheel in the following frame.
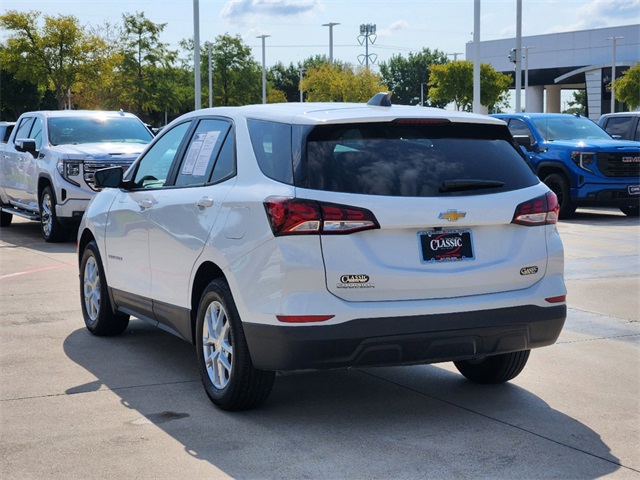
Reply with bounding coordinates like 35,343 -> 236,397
80,241 -> 129,336
40,186 -> 69,242
620,205 -> 639,217
454,350 -> 530,384
544,173 -> 576,219
196,279 -> 275,411
0,210 -> 12,227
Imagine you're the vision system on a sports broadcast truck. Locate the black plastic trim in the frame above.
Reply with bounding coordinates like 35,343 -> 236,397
242,304 -> 567,371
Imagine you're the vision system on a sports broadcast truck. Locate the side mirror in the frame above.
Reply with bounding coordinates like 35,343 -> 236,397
513,135 -> 533,152
15,138 -> 37,155
94,166 -> 124,189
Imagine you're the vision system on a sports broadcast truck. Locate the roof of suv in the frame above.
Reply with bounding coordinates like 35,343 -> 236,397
28,110 -> 142,119
178,102 -> 506,126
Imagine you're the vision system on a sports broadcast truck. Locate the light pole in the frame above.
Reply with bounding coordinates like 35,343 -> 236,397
472,0 -> 480,114
193,0 -> 201,110
257,34 -> 270,104
514,0 -> 522,112
298,68 -> 306,102
420,82 -> 427,107
607,36 -> 624,113
205,41 -> 213,108
322,22 -> 339,65
523,46 -> 533,112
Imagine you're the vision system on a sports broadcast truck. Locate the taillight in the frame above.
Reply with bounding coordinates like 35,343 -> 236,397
512,192 -> 559,226
276,315 -> 335,323
264,197 -> 380,236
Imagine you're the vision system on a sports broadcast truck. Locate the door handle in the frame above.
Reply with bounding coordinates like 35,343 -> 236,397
138,199 -> 153,210
196,197 -> 214,208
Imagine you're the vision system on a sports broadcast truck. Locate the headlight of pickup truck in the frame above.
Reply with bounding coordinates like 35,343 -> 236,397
570,151 -> 596,173
56,159 -> 82,186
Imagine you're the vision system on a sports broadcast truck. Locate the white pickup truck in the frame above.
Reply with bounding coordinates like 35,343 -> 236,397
0,110 -> 153,241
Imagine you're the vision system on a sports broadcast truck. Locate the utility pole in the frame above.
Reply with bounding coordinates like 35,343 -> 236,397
322,22 -> 340,65
447,52 -> 463,61
607,36 -> 624,113
205,41 -> 213,108
257,34 -> 270,104
193,0 -> 201,110
357,24 -> 377,68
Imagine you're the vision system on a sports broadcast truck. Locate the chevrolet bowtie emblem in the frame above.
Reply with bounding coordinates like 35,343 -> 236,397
439,210 -> 466,222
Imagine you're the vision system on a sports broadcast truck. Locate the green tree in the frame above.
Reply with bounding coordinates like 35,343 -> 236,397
563,89 -> 586,115
0,69 -> 42,119
208,34 -> 261,106
613,63 -> 640,110
301,64 -> 387,102
379,48 -> 449,107
0,10 -> 111,109
116,12 -> 178,118
268,56 -> 347,103
428,61 -> 511,112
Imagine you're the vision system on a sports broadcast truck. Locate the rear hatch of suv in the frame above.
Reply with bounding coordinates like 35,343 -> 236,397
299,119 -> 551,302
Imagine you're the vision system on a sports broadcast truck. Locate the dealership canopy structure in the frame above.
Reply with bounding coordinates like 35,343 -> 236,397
466,24 -> 639,119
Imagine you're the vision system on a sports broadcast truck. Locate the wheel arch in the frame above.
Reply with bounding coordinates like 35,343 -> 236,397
37,175 -> 54,201
78,228 -> 96,267
536,162 -> 572,185
190,261 -> 227,344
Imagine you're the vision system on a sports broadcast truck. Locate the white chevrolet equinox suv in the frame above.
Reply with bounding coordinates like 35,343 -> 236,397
78,94 -> 567,411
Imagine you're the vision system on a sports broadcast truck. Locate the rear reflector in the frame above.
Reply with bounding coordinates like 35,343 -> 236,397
545,295 -> 566,304
276,315 -> 335,323
512,192 -> 559,226
264,197 -> 380,236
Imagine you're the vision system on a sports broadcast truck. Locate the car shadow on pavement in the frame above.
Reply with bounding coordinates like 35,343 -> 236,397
0,218 -> 78,254
62,320 -> 622,479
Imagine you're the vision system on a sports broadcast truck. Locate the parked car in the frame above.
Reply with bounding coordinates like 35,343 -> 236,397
0,121 -> 15,143
78,94 -> 567,411
0,110 -> 153,241
599,111 -> 640,141
492,113 -> 640,218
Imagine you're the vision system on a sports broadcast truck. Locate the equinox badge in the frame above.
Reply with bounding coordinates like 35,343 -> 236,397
439,210 -> 466,222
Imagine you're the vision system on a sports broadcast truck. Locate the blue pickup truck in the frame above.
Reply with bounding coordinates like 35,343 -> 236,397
492,113 -> 640,218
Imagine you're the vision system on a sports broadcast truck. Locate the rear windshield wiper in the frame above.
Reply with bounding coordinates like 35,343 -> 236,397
440,179 -> 505,192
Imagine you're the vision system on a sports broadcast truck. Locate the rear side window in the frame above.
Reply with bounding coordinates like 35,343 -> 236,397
247,119 -> 293,184
303,121 -> 538,197
603,116 -> 632,139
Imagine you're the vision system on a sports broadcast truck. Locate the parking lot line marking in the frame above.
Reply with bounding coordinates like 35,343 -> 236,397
0,263 -> 71,280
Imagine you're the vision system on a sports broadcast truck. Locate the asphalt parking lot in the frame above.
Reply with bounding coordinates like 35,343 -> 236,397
1,210 -> 639,479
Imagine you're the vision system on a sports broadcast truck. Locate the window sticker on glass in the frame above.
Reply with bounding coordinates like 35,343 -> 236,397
182,130 -> 222,176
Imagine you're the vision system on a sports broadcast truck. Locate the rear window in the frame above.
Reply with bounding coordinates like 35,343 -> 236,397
302,121 -> 538,197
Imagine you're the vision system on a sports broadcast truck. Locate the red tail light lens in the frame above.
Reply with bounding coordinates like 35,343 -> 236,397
264,198 -> 380,236
512,192 -> 559,226
276,315 -> 335,323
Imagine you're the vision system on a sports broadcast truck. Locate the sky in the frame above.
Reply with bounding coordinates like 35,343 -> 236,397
3,0 -> 639,69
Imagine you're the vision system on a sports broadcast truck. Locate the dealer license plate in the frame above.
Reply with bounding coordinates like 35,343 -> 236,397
419,229 -> 474,263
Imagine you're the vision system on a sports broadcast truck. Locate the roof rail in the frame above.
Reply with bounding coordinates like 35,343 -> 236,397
367,92 -> 392,107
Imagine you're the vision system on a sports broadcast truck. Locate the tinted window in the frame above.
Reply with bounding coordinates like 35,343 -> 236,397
175,119 -> 232,187
132,121 -> 191,189
635,121 -> 640,142
247,119 -> 293,184
303,122 -> 538,197
603,117 -> 632,139
30,118 -> 43,150
210,130 -> 235,183
507,118 -> 534,143
48,116 -> 153,145
531,116 -> 610,141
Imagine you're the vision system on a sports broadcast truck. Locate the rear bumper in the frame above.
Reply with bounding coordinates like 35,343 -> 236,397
243,304 -> 566,371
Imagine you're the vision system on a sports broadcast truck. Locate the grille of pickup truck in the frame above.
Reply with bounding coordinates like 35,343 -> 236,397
83,160 -> 133,190
597,152 -> 640,177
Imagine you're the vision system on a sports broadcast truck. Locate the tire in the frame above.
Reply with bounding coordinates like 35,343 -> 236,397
620,205 -> 639,217
0,209 -> 12,227
543,173 -> 576,219
454,350 -> 530,384
80,241 -> 129,336
195,278 -> 275,411
40,186 -> 69,242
